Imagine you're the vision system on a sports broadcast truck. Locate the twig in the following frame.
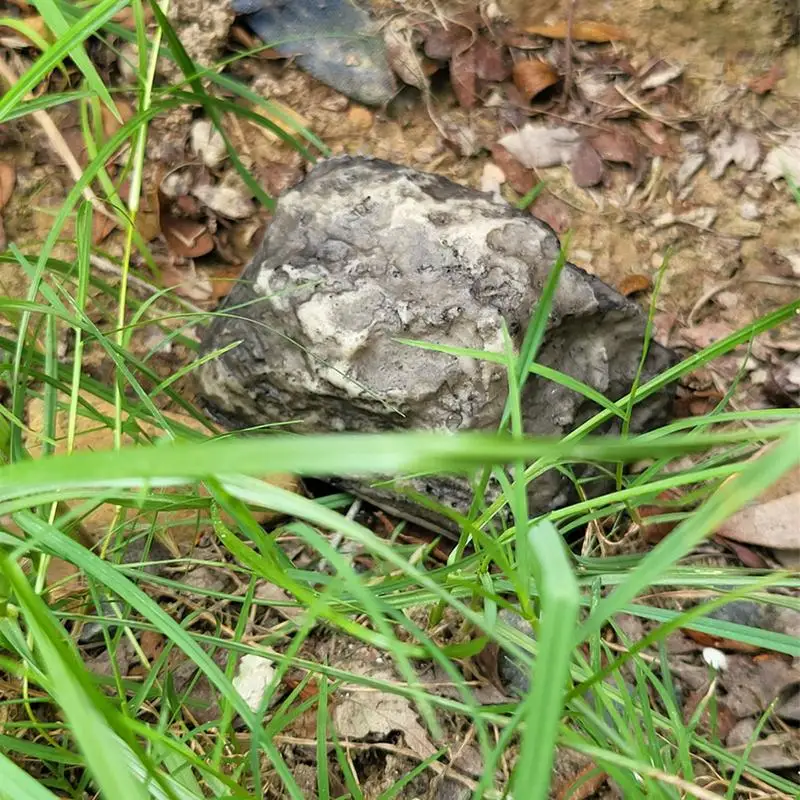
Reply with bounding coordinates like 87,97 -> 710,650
90,254 -> 206,315
0,55 -> 117,225
561,0 -> 577,108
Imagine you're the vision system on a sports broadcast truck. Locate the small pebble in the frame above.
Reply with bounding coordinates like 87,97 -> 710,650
738,199 -> 762,220
347,105 -> 374,129
715,290 -> 738,308
191,119 -> 227,170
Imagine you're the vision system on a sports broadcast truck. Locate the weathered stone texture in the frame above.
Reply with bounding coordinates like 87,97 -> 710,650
197,156 -> 674,533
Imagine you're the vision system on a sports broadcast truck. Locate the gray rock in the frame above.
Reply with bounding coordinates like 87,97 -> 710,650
196,156 -> 675,535
231,0 -> 396,107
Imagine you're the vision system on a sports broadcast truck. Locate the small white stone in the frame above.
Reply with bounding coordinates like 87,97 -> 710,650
738,199 -> 761,220
191,119 -> 227,170
233,654 -> 276,712
702,647 -> 728,671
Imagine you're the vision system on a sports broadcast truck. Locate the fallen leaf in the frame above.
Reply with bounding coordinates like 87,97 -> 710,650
730,733 -> 800,771
638,488 -> 684,543
450,45 -> 477,108
255,581 -> 306,622
161,261 -> 214,303
523,20 -> 627,43
719,653 -> 799,718
708,129 -> 760,179
384,18 -> 429,91
259,161 -> 304,197
713,535 -> 769,569
100,98 -> 135,141
715,493 -> 800,550
332,647 -> 436,760
0,162 -> 16,210
590,127 -> 641,167
530,192 -> 571,233
422,23 -> 471,60
762,134 -> 800,183
91,213 -> 117,245
639,60 -> 684,90
570,140 -> 604,187
491,144 -> 535,195
618,273 -> 651,296
498,123 -> 580,168
636,119 -> 671,156
233,654 -> 276,712
512,58 -> 559,102
680,321 -> 734,350
472,36 -> 511,82
208,263 -> 247,302
139,630 -> 165,661
161,214 -> 215,258
748,63 -> 785,95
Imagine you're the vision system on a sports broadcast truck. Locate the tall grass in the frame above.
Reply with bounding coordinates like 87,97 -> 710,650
0,2 -> 799,798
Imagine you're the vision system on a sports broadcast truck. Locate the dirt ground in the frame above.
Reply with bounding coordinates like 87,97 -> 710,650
1,0 -> 800,797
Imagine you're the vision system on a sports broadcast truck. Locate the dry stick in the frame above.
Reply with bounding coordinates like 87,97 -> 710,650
0,57 -> 118,226
561,0 -> 577,107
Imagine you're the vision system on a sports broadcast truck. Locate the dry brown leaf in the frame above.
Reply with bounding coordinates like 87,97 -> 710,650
472,36 -> 510,82
450,45 -> 477,108
618,273 -> 651,296
422,23 -> 471,60
590,127 -> 641,167
260,161 -> 304,196
384,18 -> 429,91
208,264 -> 246,302
332,647 -> 436,761
512,58 -> 559,102
523,20 -> 627,43
570,140 -> 604,187
530,193 -> 571,234
748,63 -> 785,95
0,161 -> 16,211
112,5 -> 152,30
715,493 -> 800,550
137,184 -> 161,242
161,262 -> 214,303
490,144 -> 535,195
713,535 -> 769,569
101,98 -> 135,141
638,488 -> 685,544
91,213 -> 117,245
161,214 -> 214,258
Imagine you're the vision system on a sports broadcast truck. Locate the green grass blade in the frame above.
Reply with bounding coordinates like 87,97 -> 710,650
1,556 -> 149,800
512,520 -> 580,799
0,0 -> 126,123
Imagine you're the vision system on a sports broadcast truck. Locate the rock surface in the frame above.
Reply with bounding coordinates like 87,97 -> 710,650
196,156 -> 674,534
231,0 -> 395,107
